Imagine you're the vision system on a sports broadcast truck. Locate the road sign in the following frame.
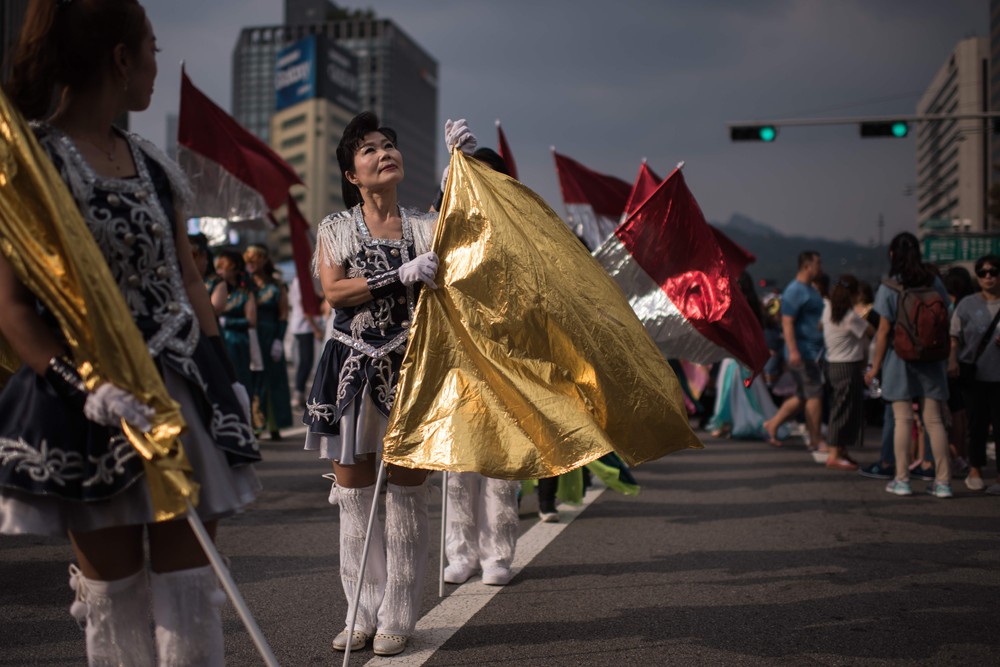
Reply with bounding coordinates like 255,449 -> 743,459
922,234 -> 1000,263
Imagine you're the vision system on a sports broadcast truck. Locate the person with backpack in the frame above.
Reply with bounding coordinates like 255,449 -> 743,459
864,232 -> 953,498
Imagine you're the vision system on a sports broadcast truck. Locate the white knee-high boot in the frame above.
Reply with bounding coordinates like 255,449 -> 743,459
337,484 -> 387,635
444,472 -> 480,583
378,483 -> 429,636
479,478 -> 520,584
69,565 -> 155,667
150,565 -> 226,667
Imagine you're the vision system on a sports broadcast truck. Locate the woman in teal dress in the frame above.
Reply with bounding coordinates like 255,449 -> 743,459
245,245 -> 293,438
214,250 -> 257,390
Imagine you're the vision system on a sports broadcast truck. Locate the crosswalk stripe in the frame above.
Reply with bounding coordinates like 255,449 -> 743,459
364,486 -> 606,666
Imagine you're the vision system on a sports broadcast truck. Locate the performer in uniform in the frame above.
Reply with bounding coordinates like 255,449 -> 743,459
0,1 -> 259,664
303,111 -> 475,656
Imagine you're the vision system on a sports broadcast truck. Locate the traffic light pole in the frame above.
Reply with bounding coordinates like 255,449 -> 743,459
727,112 -> 1000,130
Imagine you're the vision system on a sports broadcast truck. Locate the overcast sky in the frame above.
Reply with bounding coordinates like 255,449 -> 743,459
137,0 -> 988,244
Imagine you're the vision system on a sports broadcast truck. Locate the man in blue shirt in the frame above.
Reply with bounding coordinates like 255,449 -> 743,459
764,251 -> 827,450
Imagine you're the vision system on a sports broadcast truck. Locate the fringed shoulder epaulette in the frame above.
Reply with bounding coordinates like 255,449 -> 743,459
313,208 -> 359,275
406,208 -> 437,256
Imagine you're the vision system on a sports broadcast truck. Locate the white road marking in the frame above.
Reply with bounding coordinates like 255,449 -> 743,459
364,486 -> 606,666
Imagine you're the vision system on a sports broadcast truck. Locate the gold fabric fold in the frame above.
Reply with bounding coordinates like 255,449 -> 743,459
0,89 -> 196,521
383,151 -> 702,479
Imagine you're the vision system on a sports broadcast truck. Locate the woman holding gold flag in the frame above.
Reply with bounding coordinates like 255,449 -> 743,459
0,1 -> 259,664
303,111 -> 475,656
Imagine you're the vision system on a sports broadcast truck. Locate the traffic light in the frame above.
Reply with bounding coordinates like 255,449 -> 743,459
730,125 -> 778,142
860,121 -> 909,138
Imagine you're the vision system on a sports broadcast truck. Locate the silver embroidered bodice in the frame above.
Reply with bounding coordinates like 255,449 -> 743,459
34,124 -> 198,358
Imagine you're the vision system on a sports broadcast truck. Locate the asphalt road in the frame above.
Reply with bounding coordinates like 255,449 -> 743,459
1,423 -> 997,666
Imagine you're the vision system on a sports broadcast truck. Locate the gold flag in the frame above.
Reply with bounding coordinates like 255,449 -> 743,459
0,89 -> 196,521
383,151 -> 702,479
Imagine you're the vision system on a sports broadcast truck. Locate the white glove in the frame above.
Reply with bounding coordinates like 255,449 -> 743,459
444,118 -> 477,155
231,382 -> 252,424
248,328 -> 264,371
398,251 -> 439,289
270,338 -> 283,362
84,384 -> 155,432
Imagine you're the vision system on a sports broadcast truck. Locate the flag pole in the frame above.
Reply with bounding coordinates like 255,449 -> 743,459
439,471 -> 448,596
342,460 -> 387,666
184,501 -> 279,667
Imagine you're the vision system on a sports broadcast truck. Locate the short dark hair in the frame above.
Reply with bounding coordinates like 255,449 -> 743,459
975,254 -> 1000,274
336,111 -> 398,209
471,147 -> 509,176
798,251 -> 820,269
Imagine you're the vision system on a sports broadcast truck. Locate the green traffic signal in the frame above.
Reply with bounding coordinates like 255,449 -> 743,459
860,121 -> 909,138
730,125 -> 778,142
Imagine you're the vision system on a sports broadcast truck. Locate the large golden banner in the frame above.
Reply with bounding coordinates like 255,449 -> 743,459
383,151 -> 701,479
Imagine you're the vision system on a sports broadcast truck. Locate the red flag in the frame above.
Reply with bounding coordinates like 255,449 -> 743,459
552,150 -> 631,250
594,167 -> 769,373
626,161 -> 755,278
177,67 -> 302,218
286,196 -> 321,316
495,120 -> 518,180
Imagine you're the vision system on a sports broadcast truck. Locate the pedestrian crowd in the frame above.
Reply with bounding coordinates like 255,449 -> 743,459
703,241 -> 1000,501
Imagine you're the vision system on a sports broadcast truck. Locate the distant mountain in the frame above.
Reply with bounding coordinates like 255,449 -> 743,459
712,213 -> 887,292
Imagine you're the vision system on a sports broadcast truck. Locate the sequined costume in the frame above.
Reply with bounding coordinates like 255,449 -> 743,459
303,203 -> 435,645
0,124 -> 260,536
303,204 -> 434,462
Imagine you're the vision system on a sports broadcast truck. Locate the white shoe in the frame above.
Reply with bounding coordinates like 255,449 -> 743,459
538,510 -> 559,523
481,566 -> 513,586
443,563 -> 477,585
332,628 -> 370,652
965,474 -> 985,491
373,632 -> 408,656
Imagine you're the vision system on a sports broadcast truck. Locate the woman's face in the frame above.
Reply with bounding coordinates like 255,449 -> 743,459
243,251 -> 264,275
977,262 -> 999,294
346,131 -> 404,194
124,19 -> 158,112
215,257 -> 236,282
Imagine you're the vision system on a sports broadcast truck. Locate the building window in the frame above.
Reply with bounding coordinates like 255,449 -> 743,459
281,134 -> 307,149
286,153 -> 306,166
281,114 -> 307,130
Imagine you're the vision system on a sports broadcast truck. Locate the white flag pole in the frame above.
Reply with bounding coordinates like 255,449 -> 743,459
342,460 -> 387,666
185,501 -> 279,667
439,471 -> 448,597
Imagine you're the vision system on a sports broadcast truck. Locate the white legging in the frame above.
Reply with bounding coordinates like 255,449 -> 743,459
892,398 -> 950,483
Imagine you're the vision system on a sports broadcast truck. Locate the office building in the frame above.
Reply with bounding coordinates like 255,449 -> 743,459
232,0 -> 438,215
271,33 -> 359,227
916,37 -> 990,233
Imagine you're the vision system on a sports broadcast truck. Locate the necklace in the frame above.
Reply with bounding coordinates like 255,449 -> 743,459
84,134 -> 117,162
